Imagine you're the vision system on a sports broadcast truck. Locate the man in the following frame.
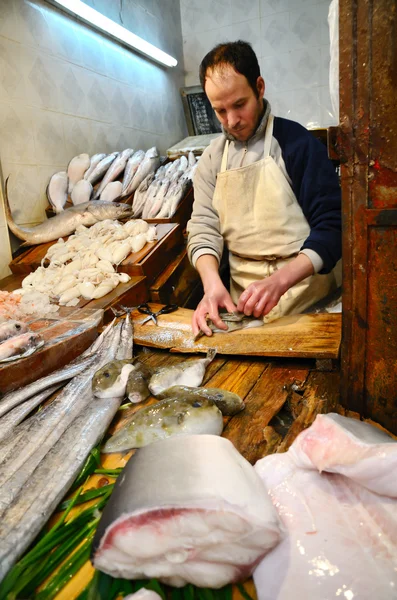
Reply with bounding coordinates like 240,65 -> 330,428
187,40 -> 342,338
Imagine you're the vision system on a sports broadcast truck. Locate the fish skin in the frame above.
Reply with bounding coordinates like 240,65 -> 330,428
86,152 -> 118,185
132,173 -> 156,217
102,396 -> 223,452
92,359 -> 136,399
67,153 -> 91,193
0,320 -> 28,343
84,153 -> 107,181
4,180 -> 133,245
122,150 -> 145,195
0,332 -> 43,362
94,149 -> 135,199
194,312 -> 264,341
126,361 -> 153,404
148,349 -> 217,397
100,181 -> 123,202
127,147 -> 160,194
156,385 -> 245,416
46,171 -> 69,213
71,179 -> 93,205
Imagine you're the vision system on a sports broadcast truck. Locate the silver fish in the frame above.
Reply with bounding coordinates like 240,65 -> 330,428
100,181 -> 123,202
194,312 -> 264,341
132,173 -> 155,217
94,149 -> 135,199
84,153 -> 107,181
0,332 -> 44,363
0,320 -> 28,343
148,349 -> 217,397
188,150 -> 197,167
46,171 -> 69,214
67,153 -> 91,193
127,147 -> 160,194
122,150 -> 145,195
86,152 -> 118,185
157,385 -> 245,416
146,179 -> 171,219
4,180 -> 133,245
71,179 -> 93,205
102,395 -> 223,453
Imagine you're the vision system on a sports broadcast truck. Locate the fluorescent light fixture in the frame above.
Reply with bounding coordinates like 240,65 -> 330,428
48,0 -> 178,67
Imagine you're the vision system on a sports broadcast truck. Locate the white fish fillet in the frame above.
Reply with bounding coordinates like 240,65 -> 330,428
100,181 -> 123,202
67,153 -> 90,193
84,153 -> 107,180
46,171 -> 68,214
253,414 -> 397,600
92,435 -> 283,588
71,179 -> 93,205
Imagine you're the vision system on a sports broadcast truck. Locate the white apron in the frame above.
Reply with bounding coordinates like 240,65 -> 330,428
212,115 -> 341,322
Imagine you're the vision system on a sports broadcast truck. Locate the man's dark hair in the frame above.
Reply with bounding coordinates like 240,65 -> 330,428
199,40 -> 261,98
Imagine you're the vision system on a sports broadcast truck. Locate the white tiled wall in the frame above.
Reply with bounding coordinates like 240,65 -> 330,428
0,0 -> 187,277
181,0 -> 337,130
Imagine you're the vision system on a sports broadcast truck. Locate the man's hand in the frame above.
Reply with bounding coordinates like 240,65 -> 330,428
237,253 -> 315,317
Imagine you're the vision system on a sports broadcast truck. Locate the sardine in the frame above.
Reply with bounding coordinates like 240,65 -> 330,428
126,147 -> 160,194
126,361 -> 153,404
102,395 -> 223,452
84,153 -> 107,181
94,149 -> 135,199
67,153 -> 91,193
92,359 -> 136,399
157,385 -> 245,416
86,152 -> 118,186
0,320 -> 28,343
194,312 -> 264,341
0,332 -> 44,363
46,171 -> 69,213
4,180 -> 133,245
70,179 -> 93,205
148,349 -> 216,397
121,150 -> 145,195
100,181 -> 123,202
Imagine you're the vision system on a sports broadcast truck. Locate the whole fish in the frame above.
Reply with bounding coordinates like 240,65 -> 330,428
126,361 -> 153,404
100,181 -> 123,202
71,179 -> 93,205
46,171 -> 69,213
102,396 -> 223,452
94,149 -> 135,199
84,153 -> 107,181
92,359 -> 136,399
148,349 -> 216,397
132,173 -> 155,217
157,385 -> 245,416
67,153 -> 91,193
0,332 -> 43,363
0,320 -> 28,343
127,147 -> 160,194
86,152 -> 118,186
122,150 -> 145,195
194,312 -> 264,341
4,180 -> 133,245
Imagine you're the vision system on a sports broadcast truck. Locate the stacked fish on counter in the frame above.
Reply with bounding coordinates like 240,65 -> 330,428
16,219 -> 157,306
0,319 -> 43,363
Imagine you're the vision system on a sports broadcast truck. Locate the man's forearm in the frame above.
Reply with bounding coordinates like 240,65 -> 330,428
195,254 -> 223,292
274,253 -> 315,294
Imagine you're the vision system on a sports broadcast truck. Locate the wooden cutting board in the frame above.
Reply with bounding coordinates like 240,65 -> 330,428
131,304 -> 342,359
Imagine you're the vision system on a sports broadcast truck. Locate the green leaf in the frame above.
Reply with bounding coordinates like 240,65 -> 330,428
236,583 -> 255,600
58,484 -> 114,511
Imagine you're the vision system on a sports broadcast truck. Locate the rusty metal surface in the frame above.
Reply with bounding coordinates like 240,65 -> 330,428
340,0 -> 397,433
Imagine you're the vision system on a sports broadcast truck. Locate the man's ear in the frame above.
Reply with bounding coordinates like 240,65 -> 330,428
256,76 -> 265,98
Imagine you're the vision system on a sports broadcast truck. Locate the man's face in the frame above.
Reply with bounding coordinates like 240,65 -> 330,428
204,65 -> 265,142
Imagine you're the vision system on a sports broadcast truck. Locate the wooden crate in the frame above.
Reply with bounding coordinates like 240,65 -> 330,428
149,247 -> 200,306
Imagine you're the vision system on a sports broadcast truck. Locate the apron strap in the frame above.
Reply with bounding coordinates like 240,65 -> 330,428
263,114 -> 274,157
220,140 -> 229,173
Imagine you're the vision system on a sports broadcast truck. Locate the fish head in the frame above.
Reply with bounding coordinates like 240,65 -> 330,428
161,397 -> 223,433
92,359 -> 134,398
7,320 -> 29,337
89,201 -> 133,222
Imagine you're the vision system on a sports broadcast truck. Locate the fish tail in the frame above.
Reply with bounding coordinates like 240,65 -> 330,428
206,348 -> 217,362
3,177 -> 33,243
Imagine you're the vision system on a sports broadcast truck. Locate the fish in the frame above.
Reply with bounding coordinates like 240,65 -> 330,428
92,435 -> 283,588
84,153 -> 107,180
46,171 -> 69,213
157,385 -> 245,416
0,320 -> 29,343
4,180 -> 133,245
132,173 -> 156,217
70,179 -> 93,205
100,181 -> 123,202
94,148 -> 135,199
121,150 -> 145,195
67,153 -> 91,193
92,359 -> 137,399
126,361 -> 153,404
126,147 -> 160,194
86,152 -> 118,186
194,312 -> 264,341
0,332 -> 44,363
102,395 -> 223,453
148,349 -> 216,397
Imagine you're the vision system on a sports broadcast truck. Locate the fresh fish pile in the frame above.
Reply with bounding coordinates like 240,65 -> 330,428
92,434 -> 283,587
132,151 -> 198,219
0,315 -> 133,582
0,332 -> 44,363
194,311 -> 264,340
0,290 -> 59,324
123,147 -> 160,197
4,178 -> 133,245
254,413 -> 397,600
46,171 -> 68,214
148,348 -> 216,396
16,218 -> 156,306
92,358 -> 153,404
102,395 -> 223,452
158,385 -> 245,416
